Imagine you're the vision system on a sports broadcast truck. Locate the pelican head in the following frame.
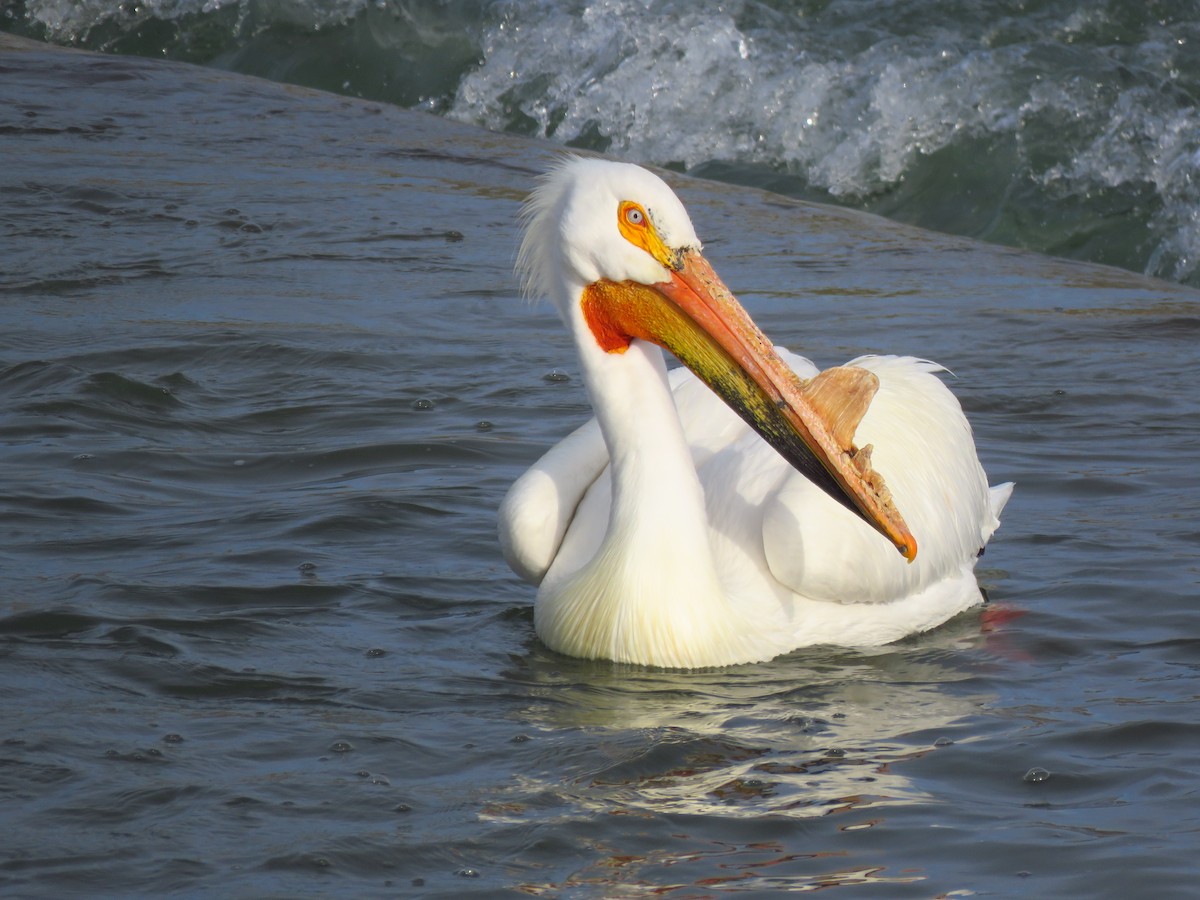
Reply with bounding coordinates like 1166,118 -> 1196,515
518,157 -> 700,312
517,156 -> 916,560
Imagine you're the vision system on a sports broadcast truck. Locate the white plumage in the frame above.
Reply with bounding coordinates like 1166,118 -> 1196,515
500,157 -> 1011,668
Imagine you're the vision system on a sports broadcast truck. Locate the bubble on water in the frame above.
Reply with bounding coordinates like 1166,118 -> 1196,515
412,398 -> 434,410
356,769 -> 371,778
371,774 -> 391,786
163,733 -> 184,743
510,734 -> 530,743
73,453 -> 94,461
103,747 -> 168,763
475,420 -> 493,431
394,803 -> 412,813
298,562 -> 318,575
543,369 -> 570,383
329,740 -> 355,754
1023,766 -> 1051,783
457,868 -> 480,878
842,820 -> 875,831
934,737 -> 954,747
365,647 -> 387,658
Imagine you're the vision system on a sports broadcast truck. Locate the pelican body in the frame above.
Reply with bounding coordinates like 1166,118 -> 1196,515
500,157 -> 1011,668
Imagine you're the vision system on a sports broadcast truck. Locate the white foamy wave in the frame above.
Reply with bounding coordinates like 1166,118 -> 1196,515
450,0 -> 1200,283
451,1 -> 1021,195
1032,82 -> 1200,284
13,0 -> 1200,284
20,0 -> 367,44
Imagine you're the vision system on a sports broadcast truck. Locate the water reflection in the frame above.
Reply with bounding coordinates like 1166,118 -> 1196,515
480,616 -> 1008,893
494,613 -> 1001,825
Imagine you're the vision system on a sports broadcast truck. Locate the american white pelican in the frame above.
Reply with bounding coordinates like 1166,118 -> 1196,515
500,157 -> 1012,668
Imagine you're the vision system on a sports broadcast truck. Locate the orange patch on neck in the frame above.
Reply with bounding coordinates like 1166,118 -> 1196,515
581,281 -> 636,353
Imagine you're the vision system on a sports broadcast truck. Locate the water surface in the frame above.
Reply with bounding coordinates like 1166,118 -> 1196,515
2,35 -> 1199,897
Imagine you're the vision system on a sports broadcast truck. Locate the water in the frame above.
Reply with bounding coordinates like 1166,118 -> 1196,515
3,31 -> 1200,898
5,0 -> 1200,288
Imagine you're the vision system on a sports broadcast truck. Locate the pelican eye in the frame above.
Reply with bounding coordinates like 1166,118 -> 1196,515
617,199 -> 675,270
618,200 -> 650,233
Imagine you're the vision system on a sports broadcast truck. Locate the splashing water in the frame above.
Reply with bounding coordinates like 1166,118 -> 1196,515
8,0 -> 1200,284
450,0 -> 1200,283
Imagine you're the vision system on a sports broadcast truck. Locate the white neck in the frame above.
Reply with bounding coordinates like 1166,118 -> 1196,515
534,297 -> 766,667
586,340 -> 708,542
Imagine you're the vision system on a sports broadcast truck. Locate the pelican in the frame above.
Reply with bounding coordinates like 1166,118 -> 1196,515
499,157 -> 1012,668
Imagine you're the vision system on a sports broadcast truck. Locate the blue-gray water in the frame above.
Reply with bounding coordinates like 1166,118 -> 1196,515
5,0 -> 1200,288
2,31 -> 1200,899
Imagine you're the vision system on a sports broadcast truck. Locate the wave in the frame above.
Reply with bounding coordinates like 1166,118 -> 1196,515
9,0 -> 1200,286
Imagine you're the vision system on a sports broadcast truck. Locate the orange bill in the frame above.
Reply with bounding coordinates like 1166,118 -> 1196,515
581,248 -> 917,562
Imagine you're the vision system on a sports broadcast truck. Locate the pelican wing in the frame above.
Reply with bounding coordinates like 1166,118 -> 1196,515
760,354 -> 1002,603
498,417 -> 609,585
